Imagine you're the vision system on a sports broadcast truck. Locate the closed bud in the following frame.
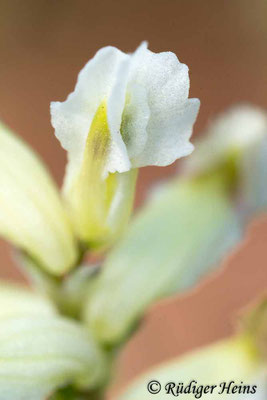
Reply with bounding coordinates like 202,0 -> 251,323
0,123 -> 78,275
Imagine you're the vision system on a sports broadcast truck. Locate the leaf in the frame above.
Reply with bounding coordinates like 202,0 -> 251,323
84,176 -> 241,344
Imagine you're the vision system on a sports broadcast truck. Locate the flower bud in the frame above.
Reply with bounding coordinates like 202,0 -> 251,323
120,335 -> 265,400
0,281 -> 106,399
242,297 -> 267,363
0,123 -> 78,275
58,101 -> 137,248
183,105 -> 267,218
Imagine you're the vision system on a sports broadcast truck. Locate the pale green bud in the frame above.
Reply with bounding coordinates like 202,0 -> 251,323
183,105 -> 267,218
120,335 -> 265,399
0,281 -> 106,399
242,297 -> 267,363
59,102 -> 137,249
0,281 -> 56,319
0,123 -> 78,275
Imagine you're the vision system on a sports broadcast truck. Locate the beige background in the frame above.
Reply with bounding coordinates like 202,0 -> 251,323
0,0 -> 266,397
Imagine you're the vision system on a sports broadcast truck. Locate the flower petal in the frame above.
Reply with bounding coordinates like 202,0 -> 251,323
106,56 -> 132,174
119,42 -> 150,160
128,46 -> 199,166
133,98 -> 199,167
51,46 -> 131,189
120,82 -> 150,160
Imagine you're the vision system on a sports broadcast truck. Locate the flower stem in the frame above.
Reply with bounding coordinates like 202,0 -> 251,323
51,385 -> 106,400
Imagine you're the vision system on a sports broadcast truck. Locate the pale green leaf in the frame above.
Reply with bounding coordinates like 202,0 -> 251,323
84,177 -> 241,344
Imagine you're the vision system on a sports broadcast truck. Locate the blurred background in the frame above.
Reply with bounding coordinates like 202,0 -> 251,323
0,0 -> 266,397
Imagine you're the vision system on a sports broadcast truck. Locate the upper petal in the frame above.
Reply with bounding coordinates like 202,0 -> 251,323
127,44 -> 199,167
51,46 -> 131,189
130,46 -> 190,112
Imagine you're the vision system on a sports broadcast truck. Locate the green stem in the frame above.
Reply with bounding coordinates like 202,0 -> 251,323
51,386 -> 105,400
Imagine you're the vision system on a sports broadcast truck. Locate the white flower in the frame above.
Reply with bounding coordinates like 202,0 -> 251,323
51,42 -> 199,185
50,42 -> 200,246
